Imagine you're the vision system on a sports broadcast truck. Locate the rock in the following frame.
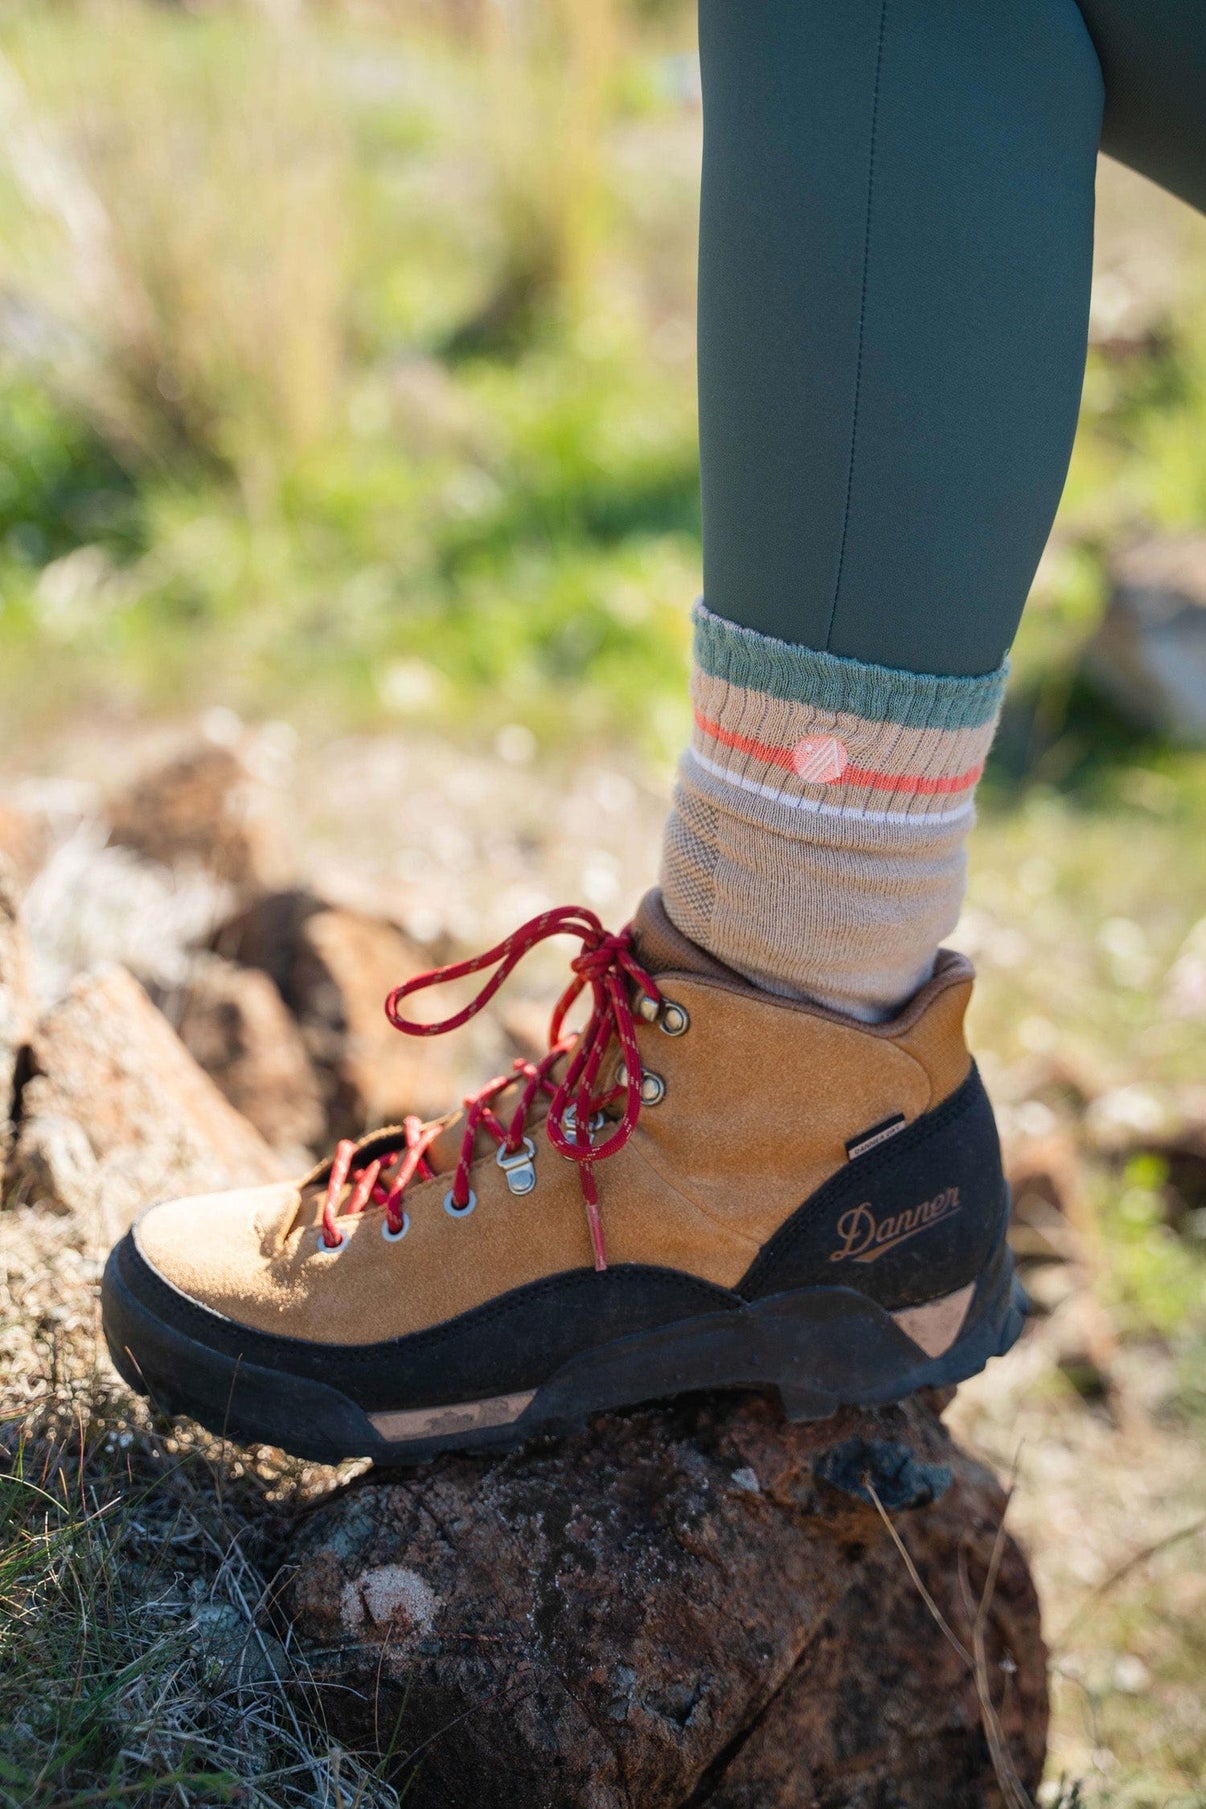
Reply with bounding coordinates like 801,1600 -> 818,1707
172,954 -> 325,1162
211,888 -> 326,997
12,966 -> 284,1234
0,859 -> 37,1175
294,906 -> 466,1134
215,894 -> 465,1137
1085,534 -> 1206,743
11,1110 -> 100,1219
285,1392 -> 1047,1808
107,736 -> 291,894
1006,1130 -> 1090,1269
0,803 -> 51,895
192,1601 -> 288,1690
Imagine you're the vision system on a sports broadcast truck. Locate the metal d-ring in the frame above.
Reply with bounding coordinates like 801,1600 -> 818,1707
496,1136 -> 537,1196
561,1103 -> 606,1141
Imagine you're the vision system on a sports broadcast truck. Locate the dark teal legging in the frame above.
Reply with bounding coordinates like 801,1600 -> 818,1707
698,0 -> 1206,676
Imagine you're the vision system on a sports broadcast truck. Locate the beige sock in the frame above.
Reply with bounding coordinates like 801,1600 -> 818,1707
660,603 -> 1007,1022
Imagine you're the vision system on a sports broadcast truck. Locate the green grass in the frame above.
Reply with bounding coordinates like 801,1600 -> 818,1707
0,0 -> 703,753
0,1211 -> 398,1809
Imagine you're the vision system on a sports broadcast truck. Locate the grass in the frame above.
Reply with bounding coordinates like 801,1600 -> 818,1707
0,1211 -> 399,1809
0,0 -> 702,752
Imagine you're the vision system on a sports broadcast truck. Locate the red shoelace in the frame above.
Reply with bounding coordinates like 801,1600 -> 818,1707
318,905 -> 662,1270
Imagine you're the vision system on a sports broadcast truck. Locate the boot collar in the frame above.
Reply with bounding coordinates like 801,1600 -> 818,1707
630,889 -> 973,1037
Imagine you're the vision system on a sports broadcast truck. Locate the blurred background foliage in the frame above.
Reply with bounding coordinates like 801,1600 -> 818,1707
0,0 -> 704,749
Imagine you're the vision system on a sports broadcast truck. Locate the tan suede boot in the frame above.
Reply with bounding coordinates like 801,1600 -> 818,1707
102,891 -> 1025,1463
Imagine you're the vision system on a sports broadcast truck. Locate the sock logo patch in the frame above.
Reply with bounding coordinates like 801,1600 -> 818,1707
791,734 -> 849,782
829,1188 -> 962,1264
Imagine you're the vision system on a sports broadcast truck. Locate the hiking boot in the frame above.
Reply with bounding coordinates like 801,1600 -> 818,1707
101,892 -> 1026,1464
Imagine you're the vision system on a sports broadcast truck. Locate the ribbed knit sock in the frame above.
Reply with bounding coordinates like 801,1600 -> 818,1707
660,602 -> 1008,1022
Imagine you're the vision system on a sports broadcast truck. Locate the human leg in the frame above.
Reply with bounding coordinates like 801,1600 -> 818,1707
1077,0 -> 1206,214
664,0 -> 1105,1018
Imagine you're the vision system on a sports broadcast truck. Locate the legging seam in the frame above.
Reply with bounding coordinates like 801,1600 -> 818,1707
825,0 -> 889,651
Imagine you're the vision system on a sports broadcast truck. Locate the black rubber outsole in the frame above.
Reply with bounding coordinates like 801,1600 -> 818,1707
101,1238 -> 1027,1466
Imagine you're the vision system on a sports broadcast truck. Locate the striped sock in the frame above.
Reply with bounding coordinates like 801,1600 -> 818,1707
660,602 -> 1008,1021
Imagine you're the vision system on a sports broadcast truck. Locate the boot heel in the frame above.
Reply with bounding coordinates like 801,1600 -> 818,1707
777,1382 -> 837,1422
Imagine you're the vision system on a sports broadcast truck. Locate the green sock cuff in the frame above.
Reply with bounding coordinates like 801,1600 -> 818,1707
693,600 -> 1009,732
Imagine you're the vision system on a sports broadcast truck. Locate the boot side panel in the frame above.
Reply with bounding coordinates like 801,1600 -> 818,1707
738,1065 -> 1008,1310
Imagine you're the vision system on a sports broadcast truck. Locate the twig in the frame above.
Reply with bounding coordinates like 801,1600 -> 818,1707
863,1477 -> 971,1667
958,1545 -> 1034,1809
1054,1514 -> 1206,1648
865,1472 -> 1037,1809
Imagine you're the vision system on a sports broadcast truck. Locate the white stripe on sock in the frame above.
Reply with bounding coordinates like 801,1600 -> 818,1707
686,747 -> 977,828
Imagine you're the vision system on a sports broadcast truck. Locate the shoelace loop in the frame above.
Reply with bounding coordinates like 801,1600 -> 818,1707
318,906 -> 661,1270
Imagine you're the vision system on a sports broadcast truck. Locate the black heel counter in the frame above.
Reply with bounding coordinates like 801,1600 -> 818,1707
739,1065 -> 1009,1310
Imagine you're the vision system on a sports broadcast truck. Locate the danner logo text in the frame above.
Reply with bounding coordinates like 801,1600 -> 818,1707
828,1187 -> 961,1264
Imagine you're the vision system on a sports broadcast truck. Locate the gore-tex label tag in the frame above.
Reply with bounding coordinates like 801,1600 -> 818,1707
845,1113 -> 907,1161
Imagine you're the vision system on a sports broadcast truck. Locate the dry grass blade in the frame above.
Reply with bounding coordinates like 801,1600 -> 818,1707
862,1474 -> 972,1668
1052,1514 -> 1206,1648
0,1206 -> 402,1809
864,1473 -> 1037,1809
957,1541 -> 1035,1809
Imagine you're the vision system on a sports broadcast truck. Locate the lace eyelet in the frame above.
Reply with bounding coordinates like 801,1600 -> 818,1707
382,1212 -> 410,1243
639,1070 -> 666,1105
617,1060 -> 666,1106
316,1228 -> 346,1254
658,999 -> 690,1036
636,992 -> 661,1024
444,1187 -> 477,1218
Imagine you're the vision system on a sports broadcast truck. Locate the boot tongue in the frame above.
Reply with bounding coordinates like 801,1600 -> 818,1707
629,888 -> 744,985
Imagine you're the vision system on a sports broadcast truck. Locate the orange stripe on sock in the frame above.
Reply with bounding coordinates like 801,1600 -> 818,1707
693,709 -> 984,797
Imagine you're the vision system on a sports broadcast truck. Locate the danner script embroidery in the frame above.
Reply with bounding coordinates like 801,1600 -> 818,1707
828,1187 -> 961,1264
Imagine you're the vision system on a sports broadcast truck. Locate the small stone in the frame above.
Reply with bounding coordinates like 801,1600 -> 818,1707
0,858 -> 36,1175
1085,534 -> 1206,744
12,966 -> 284,1236
172,954 -> 324,1161
0,803 -> 50,895
214,893 -> 467,1137
107,734 -> 291,894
